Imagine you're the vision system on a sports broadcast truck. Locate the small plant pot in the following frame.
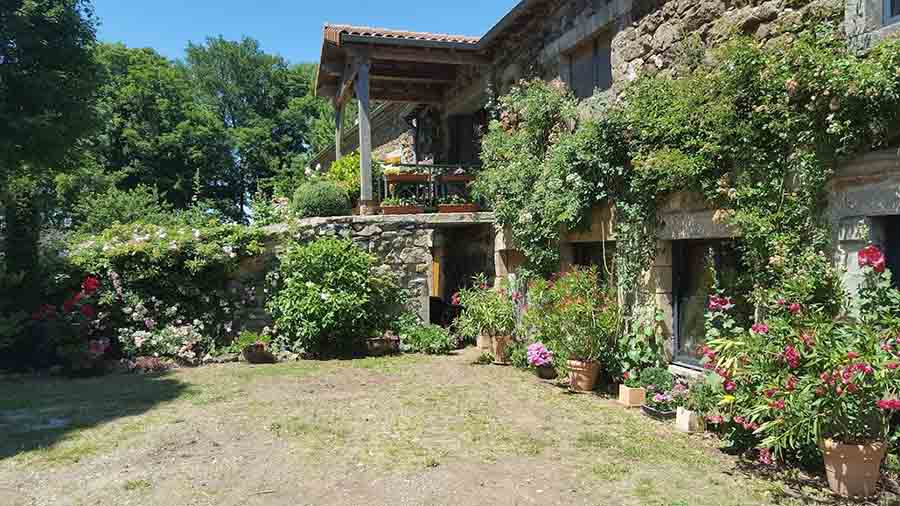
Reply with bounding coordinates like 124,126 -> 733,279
437,204 -> 479,213
242,344 -> 276,364
535,365 -> 557,380
822,439 -> 886,498
381,205 -> 425,215
618,385 -> 646,408
385,174 -> 430,184
567,359 -> 600,393
641,404 -> 676,421
365,336 -> 400,356
476,332 -> 493,352
675,407 -> 706,433
492,335 -> 512,365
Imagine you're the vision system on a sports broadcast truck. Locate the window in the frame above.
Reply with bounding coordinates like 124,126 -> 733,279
888,0 -> 900,24
672,240 -> 744,367
884,216 -> 900,290
566,37 -> 612,99
572,242 -> 616,285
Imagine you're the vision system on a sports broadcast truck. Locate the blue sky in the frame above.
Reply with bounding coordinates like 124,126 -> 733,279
92,0 -> 520,64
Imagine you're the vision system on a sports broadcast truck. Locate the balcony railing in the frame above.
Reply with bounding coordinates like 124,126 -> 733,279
380,163 -> 483,215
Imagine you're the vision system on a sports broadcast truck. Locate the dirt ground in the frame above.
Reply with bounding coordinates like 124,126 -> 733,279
0,348 -> 868,506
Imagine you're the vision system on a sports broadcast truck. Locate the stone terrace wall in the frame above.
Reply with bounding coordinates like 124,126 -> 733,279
231,213 -> 497,333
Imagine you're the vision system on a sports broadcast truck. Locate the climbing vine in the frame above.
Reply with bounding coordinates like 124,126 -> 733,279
475,24 -> 900,320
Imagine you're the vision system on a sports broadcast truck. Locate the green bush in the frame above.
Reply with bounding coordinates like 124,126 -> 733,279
225,330 -> 272,353
74,185 -> 173,233
399,324 -> 456,355
507,340 -> 529,369
639,367 -> 673,392
267,238 -> 402,356
291,180 -> 351,218
325,152 -> 382,203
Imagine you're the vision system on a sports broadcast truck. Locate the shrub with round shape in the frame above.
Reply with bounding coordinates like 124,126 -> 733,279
267,238 -> 402,357
291,181 -> 351,218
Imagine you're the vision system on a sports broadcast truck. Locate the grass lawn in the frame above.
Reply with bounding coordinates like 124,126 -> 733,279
0,348 -> 870,505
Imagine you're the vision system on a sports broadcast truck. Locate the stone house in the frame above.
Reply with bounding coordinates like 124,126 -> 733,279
314,0 -> 900,372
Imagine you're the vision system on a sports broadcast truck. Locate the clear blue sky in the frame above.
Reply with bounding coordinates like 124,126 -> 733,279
92,0 -> 520,64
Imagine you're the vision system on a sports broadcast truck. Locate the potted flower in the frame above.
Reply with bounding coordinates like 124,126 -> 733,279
618,370 -> 646,408
676,375 -> 719,433
381,196 -> 425,215
454,275 -> 517,364
437,194 -> 479,213
383,165 -> 430,183
642,381 -> 688,421
707,245 -> 900,498
527,342 -> 557,379
638,367 -> 676,419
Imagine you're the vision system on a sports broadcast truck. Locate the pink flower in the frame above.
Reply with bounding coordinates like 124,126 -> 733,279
708,295 -> 735,312
751,323 -> 769,335
526,342 -> 553,368
886,362 -> 899,370
788,303 -> 802,316
781,346 -> 800,369
877,399 -> 900,411
451,292 -> 461,306
734,416 -> 745,425
799,333 -> 814,348
847,351 -> 860,360
622,371 -> 630,381
815,387 -> 825,396
765,388 -> 779,398
769,399 -> 785,410
785,375 -> 797,392
724,380 -> 737,393
87,338 -> 110,359
758,448 -> 774,466
859,245 -> 886,273
706,415 -> 724,424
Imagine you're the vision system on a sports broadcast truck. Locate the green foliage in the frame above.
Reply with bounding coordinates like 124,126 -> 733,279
225,330 -> 272,353
267,238 -> 402,356
684,374 -> 722,415
454,274 -> 517,339
326,152 -> 383,203
0,265 -> 27,360
639,367 -> 674,392
523,267 -> 620,364
507,340 -> 529,369
73,185 -> 173,233
399,324 -> 456,355
475,31 -> 900,327
291,180 -> 352,218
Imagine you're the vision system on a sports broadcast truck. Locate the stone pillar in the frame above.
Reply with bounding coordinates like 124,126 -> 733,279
836,216 -> 873,306
494,226 -> 525,285
643,241 -> 674,361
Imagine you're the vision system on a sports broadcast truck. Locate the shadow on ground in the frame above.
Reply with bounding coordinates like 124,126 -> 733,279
0,372 -> 187,461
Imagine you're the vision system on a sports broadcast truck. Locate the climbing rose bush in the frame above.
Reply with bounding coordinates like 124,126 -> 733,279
708,246 -> 900,464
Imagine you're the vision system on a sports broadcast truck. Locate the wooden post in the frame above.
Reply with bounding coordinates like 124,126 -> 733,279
334,99 -> 343,160
355,56 -> 374,212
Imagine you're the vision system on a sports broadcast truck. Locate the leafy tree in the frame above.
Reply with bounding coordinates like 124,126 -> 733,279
0,0 -> 100,306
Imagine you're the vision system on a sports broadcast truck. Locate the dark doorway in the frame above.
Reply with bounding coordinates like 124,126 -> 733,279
884,216 -> 900,290
572,242 -> 616,286
672,240 -> 743,367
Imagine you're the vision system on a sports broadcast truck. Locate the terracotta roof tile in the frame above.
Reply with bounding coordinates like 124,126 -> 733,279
324,24 -> 480,46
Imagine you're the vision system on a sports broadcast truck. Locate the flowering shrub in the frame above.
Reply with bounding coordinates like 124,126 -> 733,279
68,221 -> 265,362
524,267 -> 620,367
708,246 -> 900,463
399,324 -> 457,355
454,274 -> 517,340
526,342 -> 553,368
267,238 -> 402,356
646,381 -> 688,412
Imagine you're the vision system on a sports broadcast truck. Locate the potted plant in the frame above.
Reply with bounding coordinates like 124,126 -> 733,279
381,196 -> 425,215
437,194 -> 479,213
638,367 -> 676,419
454,275 -> 517,364
706,246 -> 900,497
618,370 -> 646,408
676,375 -> 719,433
527,342 -> 557,379
383,165 -> 430,183
642,381 -> 688,421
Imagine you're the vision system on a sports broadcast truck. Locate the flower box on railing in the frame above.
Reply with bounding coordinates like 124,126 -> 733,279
437,203 -> 479,213
381,205 -> 425,215
385,173 -> 430,184
439,174 -> 475,183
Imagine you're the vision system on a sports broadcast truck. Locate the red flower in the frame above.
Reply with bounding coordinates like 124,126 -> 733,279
877,399 -> 900,411
769,399 -> 785,410
706,415 -> 724,424
81,276 -> 100,294
788,303 -> 802,316
622,371 -> 630,381
708,295 -> 735,312
63,298 -> 76,313
751,323 -> 770,335
785,375 -> 798,392
734,416 -> 745,425
765,388 -> 779,398
451,292 -> 461,306
781,346 -> 800,369
80,304 -> 96,320
859,245 -> 886,273
846,383 -> 858,393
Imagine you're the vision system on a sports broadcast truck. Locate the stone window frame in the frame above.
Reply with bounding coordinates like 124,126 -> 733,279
847,0 -> 900,49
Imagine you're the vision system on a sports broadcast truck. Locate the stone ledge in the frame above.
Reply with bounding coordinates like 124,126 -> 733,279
264,212 -> 495,235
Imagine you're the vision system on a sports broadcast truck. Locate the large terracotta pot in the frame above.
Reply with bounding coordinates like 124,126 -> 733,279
618,385 -> 646,408
675,407 -> 706,433
567,359 -> 600,393
822,439 -> 886,498
492,335 -> 512,365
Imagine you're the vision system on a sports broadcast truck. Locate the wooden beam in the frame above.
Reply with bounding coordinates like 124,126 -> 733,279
369,87 -> 444,104
371,74 -> 456,85
334,99 -> 343,160
337,60 -> 359,107
355,56 -> 373,203
346,43 -> 489,65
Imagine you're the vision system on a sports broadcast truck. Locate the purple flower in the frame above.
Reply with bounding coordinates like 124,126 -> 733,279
526,342 -> 553,368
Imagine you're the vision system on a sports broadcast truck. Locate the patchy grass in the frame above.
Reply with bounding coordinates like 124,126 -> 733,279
0,349 -> 820,505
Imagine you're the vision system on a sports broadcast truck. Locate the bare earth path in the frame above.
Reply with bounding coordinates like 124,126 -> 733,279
1,349 -> 818,506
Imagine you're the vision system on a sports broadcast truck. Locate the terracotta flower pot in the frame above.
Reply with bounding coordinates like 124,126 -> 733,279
385,173 -> 430,183
492,335 -> 512,365
618,385 -> 646,408
536,365 -> 557,380
437,203 -> 479,213
567,359 -> 600,393
381,205 -> 425,215
675,407 -> 706,433
822,439 -> 886,498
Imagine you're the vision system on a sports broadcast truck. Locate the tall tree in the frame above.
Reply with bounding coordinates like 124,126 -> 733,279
184,37 -> 323,219
0,0 -> 100,304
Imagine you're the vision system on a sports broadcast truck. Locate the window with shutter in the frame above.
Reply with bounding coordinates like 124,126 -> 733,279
888,0 -> 900,23
565,35 -> 612,99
